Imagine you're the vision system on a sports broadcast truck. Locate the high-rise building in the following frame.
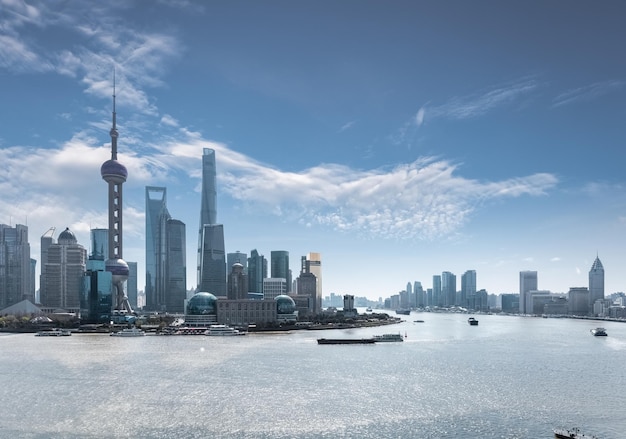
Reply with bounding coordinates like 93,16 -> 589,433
432,275 -> 442,307
271,251 -> 291,292
100,83 -> 133,314
127,262 -> 138,310
197,148 -> 226,296
41,228 -> 87,311
301,253 -> 322,313
198,224 -> 226,296
145,187 -> 187,312
263,278 -> 287,300
0,224 -> 31,308
589,256 -> 604,313
165,219 -> 186,312
461,270 -> 477,309
81,228 -> 113,323
519,271 -> 538,314
441,271 -> 456,307
145,186 -> 168,311
248,249 -> 267,293
227,263 -> 248,300
413,281 -> 425,307
227,251 -> 248,275
39,227 -> 55,304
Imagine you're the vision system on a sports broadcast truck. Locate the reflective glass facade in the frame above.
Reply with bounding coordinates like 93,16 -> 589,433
81,259 -> 113,323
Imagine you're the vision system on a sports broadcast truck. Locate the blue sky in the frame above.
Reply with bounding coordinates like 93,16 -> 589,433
1,0 -> 626,300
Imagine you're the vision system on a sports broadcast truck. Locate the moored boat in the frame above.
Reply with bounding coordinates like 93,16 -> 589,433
205,324 -> 246,336
35,328 -> 72,336
110,327 -> 145,337
317,338 -> 376,345
554,427 -> 598,439
373,333 -> 404,342
468,317 -> 479,326
590,327 -> 607,336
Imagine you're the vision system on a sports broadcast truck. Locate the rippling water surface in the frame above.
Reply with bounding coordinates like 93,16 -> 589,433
1,312 -> 624,438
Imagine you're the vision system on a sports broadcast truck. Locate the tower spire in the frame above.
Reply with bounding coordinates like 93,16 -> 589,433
110,69 -> 118,160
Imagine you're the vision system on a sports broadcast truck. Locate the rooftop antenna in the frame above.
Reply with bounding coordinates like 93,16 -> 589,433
110,68 -> 118,160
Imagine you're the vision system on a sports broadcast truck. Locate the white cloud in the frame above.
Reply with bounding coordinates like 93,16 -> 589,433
339,121 -> 356,132
553,80 -> 624,108
415,107 -> 425,127
428,79 -> 537,121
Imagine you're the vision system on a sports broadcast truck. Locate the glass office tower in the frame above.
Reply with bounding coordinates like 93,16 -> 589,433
146,186 -> 186,312
0,224 -> 31,308
271,251 -> 290,292
197,148 -> 226,296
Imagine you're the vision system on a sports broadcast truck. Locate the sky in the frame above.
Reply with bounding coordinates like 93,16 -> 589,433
1,0 -> 626,301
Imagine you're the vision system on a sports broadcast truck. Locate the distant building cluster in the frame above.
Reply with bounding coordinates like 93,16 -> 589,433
372,256 -> 626,319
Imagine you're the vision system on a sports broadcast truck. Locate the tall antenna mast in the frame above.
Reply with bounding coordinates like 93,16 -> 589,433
110,68 -> 118,160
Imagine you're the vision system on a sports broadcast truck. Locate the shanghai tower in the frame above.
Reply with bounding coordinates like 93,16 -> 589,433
100,81 -> 134,314
197,148 -> 226,296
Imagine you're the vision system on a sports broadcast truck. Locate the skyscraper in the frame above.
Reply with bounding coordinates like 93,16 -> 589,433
461,270 -> 477,308
0,224 -> 31,308
198,224 -> 226,296
271,251 -> 290,291
248,249 -> 267,293
588,255 -> 604,311
519,271 -> 538,314
145,187 -> 187,312
197,148 -> 226,296
100,82 -> 133,314
41,228 -> 86,311
301,253 -> 322,313
81,228 -> 113,324
165,219 -> 186,312
432,275 -> 442,307
441,271 -> 456,307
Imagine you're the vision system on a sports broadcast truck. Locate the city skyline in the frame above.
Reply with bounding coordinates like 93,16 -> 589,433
1,2 -> 626,300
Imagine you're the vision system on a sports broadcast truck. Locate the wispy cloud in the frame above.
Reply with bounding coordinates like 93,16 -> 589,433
428,79 -> 538,121
339,121 -> 356,132
553,80 -> 624,108
160,138 -> 559,240
390,80 -> 537,146
1,1 -> 181,116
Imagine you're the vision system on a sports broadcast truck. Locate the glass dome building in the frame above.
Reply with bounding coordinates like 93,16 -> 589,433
184,292 -> 218,327
275,295 -> 298,323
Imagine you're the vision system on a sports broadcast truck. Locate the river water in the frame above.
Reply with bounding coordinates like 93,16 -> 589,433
1,312 -> 624,438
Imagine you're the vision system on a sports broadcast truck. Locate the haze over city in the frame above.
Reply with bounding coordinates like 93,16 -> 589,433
1,1 -> 625,300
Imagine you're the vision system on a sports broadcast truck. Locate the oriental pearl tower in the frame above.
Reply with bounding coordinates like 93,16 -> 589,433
100,80 -> 134,315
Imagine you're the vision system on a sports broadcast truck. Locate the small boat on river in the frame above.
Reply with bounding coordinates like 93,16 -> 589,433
110,327 -> 145,337
554,427 -> 598,439
590,327 -> 607,336
468,317 -> 479,326
373,333 -> 404,342
35,328 -> 72,336
317,338 -> 376,345
205,324 -> 246,336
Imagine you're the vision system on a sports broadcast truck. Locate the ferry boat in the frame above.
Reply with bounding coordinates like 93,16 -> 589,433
395,308 -> 410,315
110,327 -> 145,337
317,338 -> 376,345
373,333 -> 404,342
468,317 -> 479,326
35,328 -> 72,336
590,327 -> 607,336
205,324 -> 246,336
554,427 -> 598,439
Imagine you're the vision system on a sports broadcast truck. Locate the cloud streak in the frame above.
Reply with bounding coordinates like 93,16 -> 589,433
553,80 -> 624,108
